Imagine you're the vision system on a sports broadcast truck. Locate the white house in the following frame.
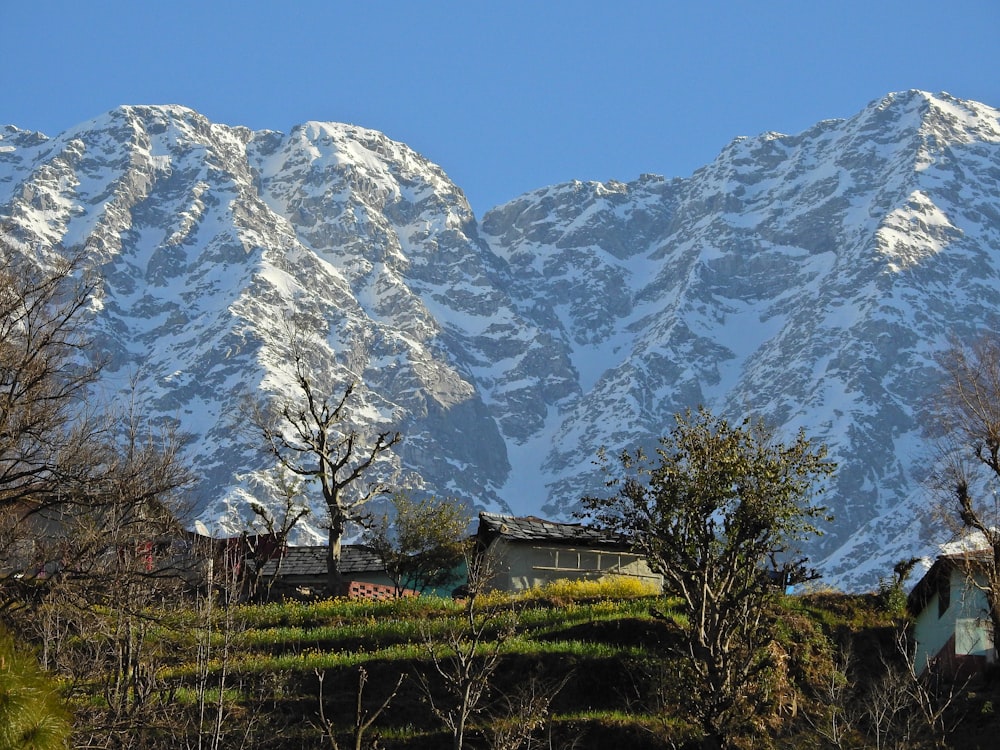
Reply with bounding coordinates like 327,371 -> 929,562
907,553 -> 996,677
474,512 -> 663,593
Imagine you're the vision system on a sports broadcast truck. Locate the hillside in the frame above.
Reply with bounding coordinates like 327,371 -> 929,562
42,584 -> 997,750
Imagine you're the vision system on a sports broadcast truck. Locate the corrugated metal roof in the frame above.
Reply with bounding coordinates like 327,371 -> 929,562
477,512 -> 628,548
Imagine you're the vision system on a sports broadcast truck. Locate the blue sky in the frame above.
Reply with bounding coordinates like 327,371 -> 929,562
3,1 -> 998,215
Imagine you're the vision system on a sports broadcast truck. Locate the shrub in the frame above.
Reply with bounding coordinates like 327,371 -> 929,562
519,576 -> 661,604
0,629 -> 71,750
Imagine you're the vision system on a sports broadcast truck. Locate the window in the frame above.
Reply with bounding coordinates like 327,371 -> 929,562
938,574 -> 951,618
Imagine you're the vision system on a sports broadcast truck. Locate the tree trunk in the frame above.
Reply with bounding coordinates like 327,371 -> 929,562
326,519 -> 345,596
326,525 -> 344,596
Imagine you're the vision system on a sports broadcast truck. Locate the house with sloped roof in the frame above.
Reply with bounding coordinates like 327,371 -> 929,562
474,512 -> 662,593
907,552 -> 996,677
257,545 -> 412,601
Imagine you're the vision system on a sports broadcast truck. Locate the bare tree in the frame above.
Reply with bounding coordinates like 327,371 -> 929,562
487,673 -> 570,750
927,335 -> 1000,648
245,467 -> 311,600
416,543 -> 514,750
806,641 -> 860,750
0,238 -> 101,511
11,382 -> 192,595
0,232 -> 195,616
248,347 -> 401,593
23,396 -> 195,749
315,667 -> 407,750
859,629 -> 966,750
190,543 -> 255,750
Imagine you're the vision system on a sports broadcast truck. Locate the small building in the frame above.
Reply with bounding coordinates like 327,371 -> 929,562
0,499 -> 214,591
474,512 -> 662,593
256,544 -> 412,600
907,552 -> 996,678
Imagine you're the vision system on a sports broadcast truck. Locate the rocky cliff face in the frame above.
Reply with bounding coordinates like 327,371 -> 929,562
2,91 -> 999,588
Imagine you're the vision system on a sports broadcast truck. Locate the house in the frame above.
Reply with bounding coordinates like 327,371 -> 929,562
907,552 -> 996,678
256,544 -> 412,601
473,512 -> 663,593
0,498 -> 214,591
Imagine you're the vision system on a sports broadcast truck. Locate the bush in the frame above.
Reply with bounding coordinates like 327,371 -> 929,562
0,628 -> 70,750
519,576 -> 661,604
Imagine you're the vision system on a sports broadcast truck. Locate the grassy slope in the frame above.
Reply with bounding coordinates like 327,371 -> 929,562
66,581 -> 1000,749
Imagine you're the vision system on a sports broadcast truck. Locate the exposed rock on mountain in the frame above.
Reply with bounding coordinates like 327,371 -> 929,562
2,91 -> 998,588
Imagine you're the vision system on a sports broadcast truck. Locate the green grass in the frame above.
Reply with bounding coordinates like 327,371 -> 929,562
60,581 -> 926,750
152,588 -> 668,657
162,633 -> 647,680
236,595 -> 460,629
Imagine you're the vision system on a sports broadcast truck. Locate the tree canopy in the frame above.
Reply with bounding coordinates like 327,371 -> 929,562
364,493 -> 469,596
582,406 -> 835,749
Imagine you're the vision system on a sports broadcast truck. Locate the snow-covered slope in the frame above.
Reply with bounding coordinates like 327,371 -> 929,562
2,91 -> 998,589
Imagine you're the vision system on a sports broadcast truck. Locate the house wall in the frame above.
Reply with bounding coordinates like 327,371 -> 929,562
485,540 -> 663,592
262,571 -> 399,601
342,580 -> 417,600
269,571 -> 397,591
913,568 -> 992,672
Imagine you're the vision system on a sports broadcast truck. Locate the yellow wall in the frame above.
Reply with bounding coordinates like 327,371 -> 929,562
485,540 -> 662,593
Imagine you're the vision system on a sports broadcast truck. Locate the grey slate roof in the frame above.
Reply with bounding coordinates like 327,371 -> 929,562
907,551 -> 990,615
258,545 -> 383,577
477,512 -> 629,548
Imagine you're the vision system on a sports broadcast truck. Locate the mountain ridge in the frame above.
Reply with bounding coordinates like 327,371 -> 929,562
2,90 -> 998,589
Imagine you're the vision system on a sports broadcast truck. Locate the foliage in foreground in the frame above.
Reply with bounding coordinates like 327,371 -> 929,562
8,571 -> 991,750
0,627 -> 70,750
583,407 -> 836,749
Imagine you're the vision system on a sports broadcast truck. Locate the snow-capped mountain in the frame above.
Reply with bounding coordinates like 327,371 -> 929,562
2,91 -> 998,589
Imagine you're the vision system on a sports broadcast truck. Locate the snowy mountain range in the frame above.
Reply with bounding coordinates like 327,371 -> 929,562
2,90 -> 999,590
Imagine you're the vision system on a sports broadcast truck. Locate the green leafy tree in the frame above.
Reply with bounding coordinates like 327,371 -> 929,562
364,494 -> 469,596
582,406 -> 834,750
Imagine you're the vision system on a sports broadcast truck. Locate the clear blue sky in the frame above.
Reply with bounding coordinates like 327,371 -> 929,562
3,1 -> 998,215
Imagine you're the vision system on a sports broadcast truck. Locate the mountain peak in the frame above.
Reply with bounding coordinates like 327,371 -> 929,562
3,92 -> 1000,589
